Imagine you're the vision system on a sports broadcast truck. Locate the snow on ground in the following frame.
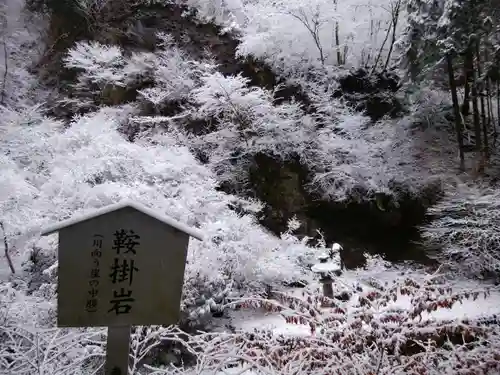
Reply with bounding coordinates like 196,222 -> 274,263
229,308 -> 312,336
222,259 -> 500,338
198,366 -> 259,375
345,263 -> 500,320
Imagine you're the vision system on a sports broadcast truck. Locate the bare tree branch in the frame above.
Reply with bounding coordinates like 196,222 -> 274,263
383,0 -> 402,70
0,221 -> 15,274
285,8 -> 325,65
0,38 -> 7,105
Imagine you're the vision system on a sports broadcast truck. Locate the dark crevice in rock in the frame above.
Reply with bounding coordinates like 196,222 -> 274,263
138,99 -> 187,118
220,153 -> 441,268
183,116 -> 219,136
333,68 -> 404,122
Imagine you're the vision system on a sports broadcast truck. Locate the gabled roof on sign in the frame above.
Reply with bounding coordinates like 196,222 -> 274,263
40,200 -> 204,241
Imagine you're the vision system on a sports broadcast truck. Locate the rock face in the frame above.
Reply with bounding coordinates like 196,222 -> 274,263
121,3 -> 314,111
40,0 -> 314,118
244,153 -> 440,268
333,68 -> 403,122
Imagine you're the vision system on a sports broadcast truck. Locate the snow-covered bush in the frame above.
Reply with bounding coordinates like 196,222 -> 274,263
182,0 -> 247,30
0,283 -> 199,374
65,34 -> 214,111
143,269 -> 498,375
64,41 -> 158,91
421,183 -> 500,280
184,69 -> 426,201
0,103 -> 314,320
404,85 -> 453,129
0,325 -> 105,374
307,113 -> 408,201
137,33 -> 214,107
65,41 -> 127,85
0,279 -> 103,375
3,268 -> 496,374
188,72 -> 315,180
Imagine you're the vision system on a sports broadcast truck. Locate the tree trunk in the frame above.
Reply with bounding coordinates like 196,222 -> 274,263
0,222 -> 15,275
335,22 -> 341,65
476,40 -> 489,158
0,40 -> 7,105
484,47 -> 493,135
384,0 -> 401,70
462,49 -> 473,117
447,54 -> 465,171
487,81 -> 494,148
496,80 -> 500,146
334,0 -> 342,65
470,44 -> 484,173
372,20 -> 391,73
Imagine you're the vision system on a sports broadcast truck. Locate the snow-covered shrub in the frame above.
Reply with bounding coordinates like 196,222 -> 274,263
182,0 -> 247,30
145,269 -> 498,375
3,270 -> 495,375
65,34 -> 213,110
307,112 -> 403,201
0,104 -> 313,323
0,279 -> 104,375
188,72 -> 315,179
185,70 -> 423,201
64,41 -> 156,88
137,33 -> 213,108
0,283 -> 197,374
0,324 -> 106,375
404,85 -> 453,129
74,0 -> 110,15
421,183 -> 500,280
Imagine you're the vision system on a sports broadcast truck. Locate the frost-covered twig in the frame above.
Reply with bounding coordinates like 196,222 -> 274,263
0,222 -> 14,274
1,39 -> 7,105
0,325 -> 106,375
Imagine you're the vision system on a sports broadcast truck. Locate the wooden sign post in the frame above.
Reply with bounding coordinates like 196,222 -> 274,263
41,200 -> 203,374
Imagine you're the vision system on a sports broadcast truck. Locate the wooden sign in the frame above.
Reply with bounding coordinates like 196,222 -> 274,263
41,200 -> 203,374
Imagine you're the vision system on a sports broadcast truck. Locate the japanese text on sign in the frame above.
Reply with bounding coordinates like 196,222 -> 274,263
85,234 -> 103,313
108,230 -> 140,315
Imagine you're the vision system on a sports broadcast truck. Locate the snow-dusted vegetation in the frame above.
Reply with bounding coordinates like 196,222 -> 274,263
2,0 -> 500,373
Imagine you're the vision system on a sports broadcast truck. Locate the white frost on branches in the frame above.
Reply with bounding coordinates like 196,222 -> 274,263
65,41 -> 158,89
421,183 -> 500,279
0,102 -> 310,307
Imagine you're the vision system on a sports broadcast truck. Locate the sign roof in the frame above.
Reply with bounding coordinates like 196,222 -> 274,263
40,200 -> 203,241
